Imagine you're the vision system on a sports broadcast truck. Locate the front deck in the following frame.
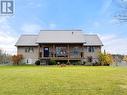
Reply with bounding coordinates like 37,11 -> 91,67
38,43 -> 84,63
40,57 -> 83,60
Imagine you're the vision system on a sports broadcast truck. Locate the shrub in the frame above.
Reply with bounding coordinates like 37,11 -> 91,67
72,62 -> 76,65
98,51 -> 113,66
60,64 -> 66,67
35,60 -> 40,65
82,61 -> 86,65
71,61 -> 83,65
85,62 -> 93,66
77,61 -> 82,65
93,62 -> 100,66
57,62 -> 60,65
48,60 -> 56,65
123,55 -> 127,62
11,54 -> 23,65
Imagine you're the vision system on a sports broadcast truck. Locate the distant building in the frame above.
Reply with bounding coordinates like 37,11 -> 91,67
15,30 -> 103,65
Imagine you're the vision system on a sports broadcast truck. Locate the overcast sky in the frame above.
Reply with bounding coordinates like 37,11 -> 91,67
0,0 -> 127,55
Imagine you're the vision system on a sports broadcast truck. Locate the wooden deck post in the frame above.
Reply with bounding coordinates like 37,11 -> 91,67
82,44 -> 84,58
81,44 -> 84,64
67,44 -> 70,64
38,44 -> 40,59
53,44 -> 55,58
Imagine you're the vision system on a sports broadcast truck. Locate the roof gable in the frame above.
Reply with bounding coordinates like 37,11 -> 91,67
84,34 -> 103,46
15,35 -> 38,46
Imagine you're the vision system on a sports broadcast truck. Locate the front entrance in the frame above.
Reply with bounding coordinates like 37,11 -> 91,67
44,47 -> 49,57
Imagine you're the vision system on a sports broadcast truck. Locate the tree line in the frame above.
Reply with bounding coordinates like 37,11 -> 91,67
0,49 -> 22,65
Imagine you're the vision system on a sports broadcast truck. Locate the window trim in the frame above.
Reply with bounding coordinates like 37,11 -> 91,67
25,47 -> 34,53
87,46 -> 95,53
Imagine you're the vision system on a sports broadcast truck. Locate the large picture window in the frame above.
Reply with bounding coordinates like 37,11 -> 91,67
56,47 -> 67,57
70,47 -> 80,57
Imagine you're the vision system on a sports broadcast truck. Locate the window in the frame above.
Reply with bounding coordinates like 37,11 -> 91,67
71,47 -> 80,57
73,47 -> 79,55
25,47 -> 34,53
56,47 -> 67,57
88,46 -> 95,52
44,48 -> 49,51
27,59 -> 28,63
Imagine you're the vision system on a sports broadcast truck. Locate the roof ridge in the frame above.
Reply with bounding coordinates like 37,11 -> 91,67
40,29 -> 82,31
84,34 -> 98,36
21,34 -> 38,36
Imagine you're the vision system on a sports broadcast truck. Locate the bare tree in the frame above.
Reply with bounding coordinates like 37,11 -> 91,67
11,54 -> 23,65
0,49 -> 12,64
0,49 -> 4,64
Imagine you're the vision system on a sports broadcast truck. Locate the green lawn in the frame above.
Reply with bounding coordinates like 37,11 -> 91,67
0,66 -> 127,95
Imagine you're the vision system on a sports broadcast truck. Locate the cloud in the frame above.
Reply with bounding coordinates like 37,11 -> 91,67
101,0 -> 113,14
93,22 -> 101,28
21,23 -> 42,34
21,22 -> 57,34
0,18 -> 44,55
25,2 -> 42,8
0,17 -> 17,55
23,0 -> 46,9
49,23 -> 57,29
100,34 -> 117,44
109,18 -> 120,24
100,34 -> 127,54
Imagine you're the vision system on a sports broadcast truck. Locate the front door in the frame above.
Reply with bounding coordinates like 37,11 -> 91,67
44,47 -> 49,57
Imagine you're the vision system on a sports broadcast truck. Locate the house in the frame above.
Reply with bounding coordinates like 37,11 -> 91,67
15,30 -> 103,65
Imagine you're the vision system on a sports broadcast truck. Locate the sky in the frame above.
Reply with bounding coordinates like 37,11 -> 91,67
0,0 -> 127,55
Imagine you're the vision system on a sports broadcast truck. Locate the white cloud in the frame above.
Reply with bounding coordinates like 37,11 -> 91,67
26,2 -> 42,8
93,22 -> 101,28
49,23 -> 57,29
0,17 -> 17,55
109,18 -> 120,24
0,19 -> 43,55
21,23 -> 42,34
100,34 -> 117,45
21,23 -> 57,34
100,34 -> 127,55
23,0 -> 45,9
101,0 -> 113,14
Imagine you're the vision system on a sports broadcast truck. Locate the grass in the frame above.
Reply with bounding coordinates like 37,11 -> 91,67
0,66 -> 127,95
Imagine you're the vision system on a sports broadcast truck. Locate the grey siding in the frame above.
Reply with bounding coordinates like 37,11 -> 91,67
84,46 -> 101,62
17,46 -> 38,64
